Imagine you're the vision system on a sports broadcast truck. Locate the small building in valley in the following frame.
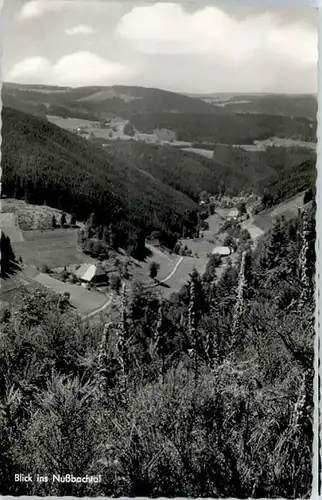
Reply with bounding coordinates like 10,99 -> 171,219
228,208 -> 239,220
212,246 -> 231,256
75,263 -> 107,284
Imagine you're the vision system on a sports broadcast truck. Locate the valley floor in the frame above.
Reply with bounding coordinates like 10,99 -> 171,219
1,191 -> 306,313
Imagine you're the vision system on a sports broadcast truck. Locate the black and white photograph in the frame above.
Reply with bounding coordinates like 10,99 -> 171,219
0,1 -> 318,497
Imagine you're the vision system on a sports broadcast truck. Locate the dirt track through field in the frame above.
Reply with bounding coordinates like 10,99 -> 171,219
160,256 -> 183,283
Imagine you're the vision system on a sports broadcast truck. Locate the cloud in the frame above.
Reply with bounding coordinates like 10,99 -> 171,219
115,3 -> 317,67
66,25 -> 96,36
7,52 -> 131,86
7,57 -> 52,81
17,1 -> 65,21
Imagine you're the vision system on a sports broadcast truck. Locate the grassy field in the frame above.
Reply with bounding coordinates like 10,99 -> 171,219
181,147 -> 214,159
253,192 -> 305,231
47,115 -> 128,140
255,137 -> 316,150
33,272 -> 109,314
129,244 -> 181,286
240,220 -> 265,240
12,229 -> 89,269
47,115 -> 101,130
1,199 -> 88,269
161,256 -> 208,297
180,209 -> 229,258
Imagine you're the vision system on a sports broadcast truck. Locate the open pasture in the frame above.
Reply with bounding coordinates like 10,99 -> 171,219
161,256 -> 208,297
12,229 -> 87,269
253,192 -> 305,231
130,244 -> 181,286
33,273 -> 109,314
180,210 -> 228,258
47,115 -> 101,130
181,147 -> 214,158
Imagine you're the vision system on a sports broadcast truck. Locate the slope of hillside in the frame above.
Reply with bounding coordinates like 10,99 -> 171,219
76,85 -> 229,116
219,94 -> 317,120
130,111 -> 316,144
3,83 -> 226,120
212,145 -> 315,186
105,140 -> 316,200
105,141 -> 226,200
1,92 -> 48,120
1,106 -> 197,254
185,93 -> 317,120
3,83 -> 316,145
261,159 -> 316,208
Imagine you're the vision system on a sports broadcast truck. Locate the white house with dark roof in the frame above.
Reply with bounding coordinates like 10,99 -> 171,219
212,246 -> 231,256
75,264 -> 106,284
228,208 -> 239,220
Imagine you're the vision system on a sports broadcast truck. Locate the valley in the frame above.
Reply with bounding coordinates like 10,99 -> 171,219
1,83 -> 316,319
0,0 -> 317,493
0,18 -> 317,497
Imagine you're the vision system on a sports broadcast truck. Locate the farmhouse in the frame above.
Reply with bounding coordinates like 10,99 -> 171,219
228,208 -> 239,220
75,264 -> 107,284
212,246 -> 231,256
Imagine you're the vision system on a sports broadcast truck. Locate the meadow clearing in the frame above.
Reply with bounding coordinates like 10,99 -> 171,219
129,244 -> 181,285
253,191 -> 305,231
181,147 -> 214,158
12,229 -> 88,269
47,115 -> 101,130
33,272 -> 109,314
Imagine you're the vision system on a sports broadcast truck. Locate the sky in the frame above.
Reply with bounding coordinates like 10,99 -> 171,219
1,0 -> 318,94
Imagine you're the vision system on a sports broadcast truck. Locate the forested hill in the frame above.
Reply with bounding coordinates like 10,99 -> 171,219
3,83 -> 316,145
2,105 -> 316,256
2,82 -> 227,121
261,158 -> 316,209
105,141 -> 249,200
105,141 -> 316,200
1,106 -> 197,255
129,111 -> 316,144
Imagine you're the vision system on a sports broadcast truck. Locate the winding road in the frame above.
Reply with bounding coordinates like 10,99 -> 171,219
160,256 -> 183,283
82,293 -> 113,320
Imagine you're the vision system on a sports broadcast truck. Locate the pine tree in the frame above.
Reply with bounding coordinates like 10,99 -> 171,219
149,261 -> 160,280
108,224 -> 116,248
0,232 -> 17,278
60,212 -> 66,227
85,213 -> 96,238
102,225 -> 109,244
266,216 -> 287,269
70,213 -> 76,226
